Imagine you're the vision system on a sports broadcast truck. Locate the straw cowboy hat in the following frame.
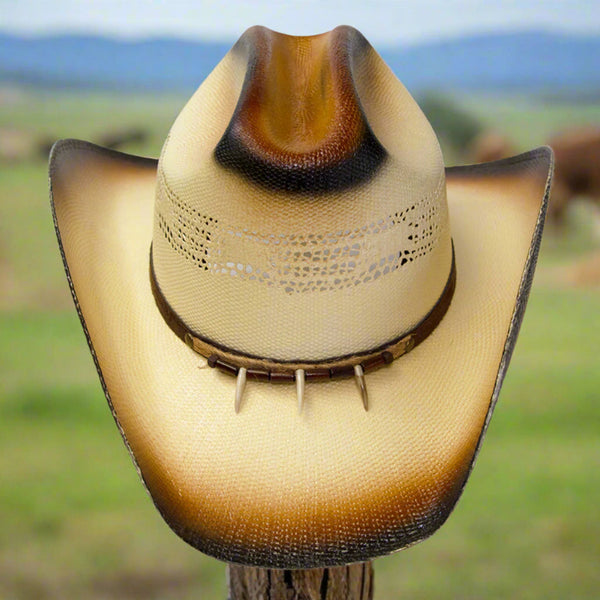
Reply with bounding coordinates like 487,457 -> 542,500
50,26 -> 552,568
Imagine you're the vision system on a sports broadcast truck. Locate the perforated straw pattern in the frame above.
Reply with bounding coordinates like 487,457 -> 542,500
157,169 -> 444,294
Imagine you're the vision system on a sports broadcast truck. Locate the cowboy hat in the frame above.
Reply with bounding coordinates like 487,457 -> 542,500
49,25 -> 552,568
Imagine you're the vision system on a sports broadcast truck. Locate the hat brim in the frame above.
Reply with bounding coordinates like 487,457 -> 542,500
50,139 -> 552,568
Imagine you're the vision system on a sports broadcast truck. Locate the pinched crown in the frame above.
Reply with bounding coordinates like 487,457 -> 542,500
152,26 -> 453,367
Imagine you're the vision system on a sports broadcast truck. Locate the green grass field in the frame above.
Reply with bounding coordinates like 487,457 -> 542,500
1,89 -> 599,599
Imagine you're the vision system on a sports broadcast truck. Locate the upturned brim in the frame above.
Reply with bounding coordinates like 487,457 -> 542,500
50,139 -> 552,568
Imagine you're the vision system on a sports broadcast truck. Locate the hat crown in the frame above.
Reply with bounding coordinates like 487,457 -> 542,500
152,26 -> 452,361
213,26 -> 386,193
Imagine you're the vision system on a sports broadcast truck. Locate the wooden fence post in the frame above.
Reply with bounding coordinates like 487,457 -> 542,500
227,562 -> 374,600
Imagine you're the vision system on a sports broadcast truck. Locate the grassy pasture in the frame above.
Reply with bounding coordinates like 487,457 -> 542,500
0,89 -> 599,599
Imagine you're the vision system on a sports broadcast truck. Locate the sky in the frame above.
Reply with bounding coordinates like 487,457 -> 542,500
2,0 -> 599,46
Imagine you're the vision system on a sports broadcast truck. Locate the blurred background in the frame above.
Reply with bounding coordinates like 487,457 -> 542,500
1,1 -> 599,598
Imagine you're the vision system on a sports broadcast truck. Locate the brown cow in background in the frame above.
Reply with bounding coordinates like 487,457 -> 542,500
547,127 -> 600,225
469,130 -> 515,164
469,126 -> 600,226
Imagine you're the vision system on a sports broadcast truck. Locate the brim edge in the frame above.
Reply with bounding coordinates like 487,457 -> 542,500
455,144 -> 554,493
49,138 -> 157,504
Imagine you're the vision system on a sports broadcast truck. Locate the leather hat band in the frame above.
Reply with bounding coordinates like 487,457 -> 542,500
149,244 -> 456,382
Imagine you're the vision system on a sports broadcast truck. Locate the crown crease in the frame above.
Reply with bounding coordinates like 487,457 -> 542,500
214,26 -> 387,193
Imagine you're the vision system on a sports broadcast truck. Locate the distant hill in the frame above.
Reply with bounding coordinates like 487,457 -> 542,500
384,31 -> 600,92
1,30 -> 598,92
0,34 -> 231,90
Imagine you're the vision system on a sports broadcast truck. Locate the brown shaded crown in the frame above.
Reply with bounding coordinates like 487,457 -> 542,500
214,26 -> 387,193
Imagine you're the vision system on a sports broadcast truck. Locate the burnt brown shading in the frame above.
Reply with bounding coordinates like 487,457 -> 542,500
214,26 -> 387,193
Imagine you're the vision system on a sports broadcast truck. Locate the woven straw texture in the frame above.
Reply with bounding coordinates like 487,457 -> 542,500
49,26 -> 552,568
